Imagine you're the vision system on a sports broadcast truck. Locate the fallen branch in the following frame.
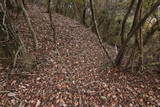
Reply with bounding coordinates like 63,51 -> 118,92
0,91 -> 11,94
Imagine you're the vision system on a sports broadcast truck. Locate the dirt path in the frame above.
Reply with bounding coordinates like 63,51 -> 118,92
0,5 -> 160,106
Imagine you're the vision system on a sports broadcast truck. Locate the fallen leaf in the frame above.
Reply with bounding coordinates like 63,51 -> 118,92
100,96 -> 107,100
7,92 -> 16,97
35,100 -> 41,107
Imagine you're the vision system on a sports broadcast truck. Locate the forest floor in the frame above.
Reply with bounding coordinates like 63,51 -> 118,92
0,5 -> 160,107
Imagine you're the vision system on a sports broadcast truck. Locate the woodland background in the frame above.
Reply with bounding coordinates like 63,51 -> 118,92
0,0 -> 160,106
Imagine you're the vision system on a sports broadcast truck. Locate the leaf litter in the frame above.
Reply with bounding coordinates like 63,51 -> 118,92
0,5 -> 160,107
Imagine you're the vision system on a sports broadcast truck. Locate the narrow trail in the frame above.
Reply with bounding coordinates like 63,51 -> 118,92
0,5 -> 160,106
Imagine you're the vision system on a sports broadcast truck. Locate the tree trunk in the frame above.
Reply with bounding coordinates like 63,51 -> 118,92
48,0 -> 56,44
47,0 -> 51,13
55,0 -> 62,13
139,3 -> 143,71
115,1 -> 160,67
120,0 -> 136,45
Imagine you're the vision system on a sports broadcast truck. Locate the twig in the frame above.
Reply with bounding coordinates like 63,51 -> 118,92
9,73 -> 36,76
80,81 -> 107,88
0,91 -> 11,94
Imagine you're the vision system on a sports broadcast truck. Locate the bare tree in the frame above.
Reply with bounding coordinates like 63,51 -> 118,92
115,1 -> 160,67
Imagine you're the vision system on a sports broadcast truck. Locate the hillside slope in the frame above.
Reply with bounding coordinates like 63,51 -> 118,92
0,5 -> 160,106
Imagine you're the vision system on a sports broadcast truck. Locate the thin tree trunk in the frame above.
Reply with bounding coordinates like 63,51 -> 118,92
139,5 -> 143,71
47,0 -> 51,13
81,0 -> 87,25
55,0 -> 62,13
120,0 -> 136,45
130,0 -> 143,71
48,0 -> 56,44
19,0 -> 38,49
115,1 -> 160,67
89,0 -> 114,67
82,6 -> 87,25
